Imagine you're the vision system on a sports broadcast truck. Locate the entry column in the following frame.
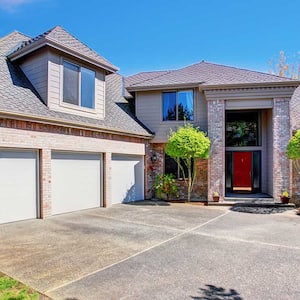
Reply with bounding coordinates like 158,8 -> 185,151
207,99 -> 225,201
273,97 -> 291,198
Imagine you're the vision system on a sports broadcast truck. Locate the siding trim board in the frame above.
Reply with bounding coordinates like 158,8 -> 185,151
0,114 -> 152,140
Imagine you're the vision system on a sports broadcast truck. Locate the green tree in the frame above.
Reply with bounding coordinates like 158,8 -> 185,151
165,123 -> 210,201
287,129 -> 300,175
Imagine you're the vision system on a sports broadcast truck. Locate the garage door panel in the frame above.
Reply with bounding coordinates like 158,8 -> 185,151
51,152 -> 101,215
111,155 -> 144,204
0,151 -> 37,224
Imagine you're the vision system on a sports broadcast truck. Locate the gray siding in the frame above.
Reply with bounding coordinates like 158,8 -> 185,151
48,52 -> 60,107
136,89 -> 207,143
20,50 -> 48,104
47,51 -> 106,119
20,50 -> 106,120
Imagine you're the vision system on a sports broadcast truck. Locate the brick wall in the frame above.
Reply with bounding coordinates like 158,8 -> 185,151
207,100 -> 225,201
39,148 -> 51,218
290,87 -> 300,204
146,143 -> 208,200
273,98 -> 291,199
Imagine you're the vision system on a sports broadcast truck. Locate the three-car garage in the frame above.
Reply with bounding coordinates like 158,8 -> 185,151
0,149 -> 145,224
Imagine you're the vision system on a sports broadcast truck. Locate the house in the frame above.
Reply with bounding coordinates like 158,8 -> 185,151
1,26 -> 300,225
126,61 -> 300,202
0,26 -> 153,224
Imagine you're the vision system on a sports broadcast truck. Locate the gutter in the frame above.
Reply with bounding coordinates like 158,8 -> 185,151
0,111 -> 153,140
127,82 -> 202,92
198,80 -> 300,91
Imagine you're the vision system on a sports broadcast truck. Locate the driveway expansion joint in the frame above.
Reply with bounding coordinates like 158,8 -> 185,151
45,210 -> 230,294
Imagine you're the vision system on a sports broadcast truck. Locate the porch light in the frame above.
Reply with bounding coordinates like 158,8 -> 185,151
151,153 -> 157,163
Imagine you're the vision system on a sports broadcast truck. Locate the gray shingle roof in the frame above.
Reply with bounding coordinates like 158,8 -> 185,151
126,61 -> 296,90
7,26 -> 118,73
0,31 -> 152,138
126,70 -> 170,87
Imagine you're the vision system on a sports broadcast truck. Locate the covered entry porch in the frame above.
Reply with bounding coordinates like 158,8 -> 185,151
205,85 -> 294,202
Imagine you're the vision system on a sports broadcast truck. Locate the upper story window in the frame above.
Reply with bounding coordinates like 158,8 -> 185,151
63,61 -> 95,109
162,90 -> 194,121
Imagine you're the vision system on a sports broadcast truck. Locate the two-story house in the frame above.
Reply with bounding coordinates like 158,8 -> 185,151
0,26 -> 153,224
1,26 -> 300,224
126,62 -> 300,202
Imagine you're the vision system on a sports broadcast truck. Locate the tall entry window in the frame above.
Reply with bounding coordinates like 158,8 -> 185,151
226,111 -> 260,147
163,90 -> 194,121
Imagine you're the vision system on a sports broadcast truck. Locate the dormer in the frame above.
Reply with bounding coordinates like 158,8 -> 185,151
7,26 -> 118,119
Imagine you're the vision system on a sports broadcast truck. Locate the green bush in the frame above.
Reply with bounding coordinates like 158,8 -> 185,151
153,174 -> 179,200
287,129 -> 300,174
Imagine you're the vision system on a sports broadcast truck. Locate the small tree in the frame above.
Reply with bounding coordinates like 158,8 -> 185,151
268,50 -> 300,79
165,123 -> 210,201
287,129 -> 300,174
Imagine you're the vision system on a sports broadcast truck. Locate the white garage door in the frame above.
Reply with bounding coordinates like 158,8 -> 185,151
51,152 -> 102,215
111,154 -> 144,204
0,150 -> 37,224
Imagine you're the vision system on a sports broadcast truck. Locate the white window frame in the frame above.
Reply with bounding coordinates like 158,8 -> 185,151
162,89 -> 194,121
62,60 -> 96,110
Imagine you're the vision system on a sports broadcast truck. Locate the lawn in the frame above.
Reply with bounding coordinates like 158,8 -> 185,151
0,273 -> 39,300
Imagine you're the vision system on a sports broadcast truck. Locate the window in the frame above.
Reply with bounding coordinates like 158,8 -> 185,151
226,111 -> 261,147
164,153 -> 193,179
63,61 -> 95,109
163,90 -> 194,121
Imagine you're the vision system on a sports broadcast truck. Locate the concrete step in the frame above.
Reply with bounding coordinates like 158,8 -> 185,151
224,197 -> 274,203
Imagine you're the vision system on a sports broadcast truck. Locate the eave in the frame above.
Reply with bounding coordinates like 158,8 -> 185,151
0,110 -> 153,140
199,80 -> 300,91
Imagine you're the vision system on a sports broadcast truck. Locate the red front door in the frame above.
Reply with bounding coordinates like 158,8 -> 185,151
233,152 -> 252,191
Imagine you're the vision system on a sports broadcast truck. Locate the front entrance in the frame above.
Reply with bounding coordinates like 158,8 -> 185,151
226,151 -> 261,194
233,152 -> 252,191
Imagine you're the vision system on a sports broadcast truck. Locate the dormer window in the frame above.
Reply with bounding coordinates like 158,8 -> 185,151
63,61 -> 95,109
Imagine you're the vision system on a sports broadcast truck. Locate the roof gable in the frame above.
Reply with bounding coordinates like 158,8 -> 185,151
7,26 -> 118,73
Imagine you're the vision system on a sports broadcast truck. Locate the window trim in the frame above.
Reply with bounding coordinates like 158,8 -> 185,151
162,89 -> 194,122
61,59 -> 96,111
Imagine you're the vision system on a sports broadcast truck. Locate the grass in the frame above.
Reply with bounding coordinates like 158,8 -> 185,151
0,273 -> 39,300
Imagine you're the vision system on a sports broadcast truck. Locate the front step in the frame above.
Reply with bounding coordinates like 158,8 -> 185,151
224,197 -> 274,203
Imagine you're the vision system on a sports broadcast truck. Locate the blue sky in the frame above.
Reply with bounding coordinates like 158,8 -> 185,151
0,0 -> 299,76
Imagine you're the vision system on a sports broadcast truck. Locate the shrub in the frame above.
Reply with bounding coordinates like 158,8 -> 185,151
153,174 -> 178,200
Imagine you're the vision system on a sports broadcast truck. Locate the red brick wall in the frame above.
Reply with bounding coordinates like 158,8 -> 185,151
0,118 -> 146,143
146,143 -> 208,200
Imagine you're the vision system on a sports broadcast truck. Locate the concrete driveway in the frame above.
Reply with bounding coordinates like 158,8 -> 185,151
0,202 -> 299,300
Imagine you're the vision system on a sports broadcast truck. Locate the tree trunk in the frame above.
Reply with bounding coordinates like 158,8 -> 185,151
187,163 -> 192,201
